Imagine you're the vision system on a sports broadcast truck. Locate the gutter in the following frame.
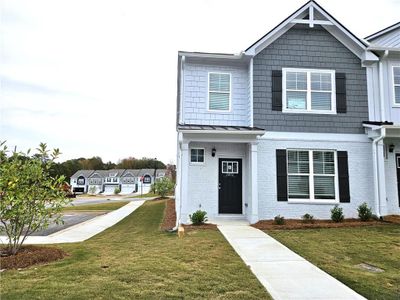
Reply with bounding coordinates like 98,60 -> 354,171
371,127 -> 386,218
172,132 -> 184,230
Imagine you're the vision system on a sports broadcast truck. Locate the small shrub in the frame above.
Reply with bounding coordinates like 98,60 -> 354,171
301,213 -> 315,224
331,205 -> 344,223
189,210 -> 208,225
357,202 -> 373,221
152,177 -> 174,197
274,215 -> 285,225
114,187 -> 121,194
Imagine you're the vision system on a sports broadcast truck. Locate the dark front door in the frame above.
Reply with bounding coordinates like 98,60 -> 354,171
219,158 -> 242,214
396,154 -> 400,207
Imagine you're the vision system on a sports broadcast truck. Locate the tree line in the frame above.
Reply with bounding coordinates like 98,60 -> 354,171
50,156 -> 167,180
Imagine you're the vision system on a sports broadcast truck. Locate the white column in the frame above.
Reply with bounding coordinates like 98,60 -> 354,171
250,142 -> 259,224
180,142 -> 189,224
377,140 -> 387,216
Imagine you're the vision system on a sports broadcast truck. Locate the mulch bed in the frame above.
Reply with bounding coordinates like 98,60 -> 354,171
252,218 -> 390,230
0,246 -> 67,270
160,198 -> 177,230
160,199 -> 217,231
384,215 -> 400,224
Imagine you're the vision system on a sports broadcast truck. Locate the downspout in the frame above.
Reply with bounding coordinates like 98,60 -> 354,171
371,127 -> 385,218
171,56 -> 185,231
378,50 -> 389,121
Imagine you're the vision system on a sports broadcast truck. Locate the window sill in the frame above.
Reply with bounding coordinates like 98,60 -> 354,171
282,109 -> 337,115
288,199 -> 339,205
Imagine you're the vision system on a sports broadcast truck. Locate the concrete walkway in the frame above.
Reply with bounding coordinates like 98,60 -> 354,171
218,222 -> 365,300
0,201 -> 145,245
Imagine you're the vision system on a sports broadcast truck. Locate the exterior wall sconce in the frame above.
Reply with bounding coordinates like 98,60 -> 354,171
212,147 -> 216,157
389,144 -> 395,153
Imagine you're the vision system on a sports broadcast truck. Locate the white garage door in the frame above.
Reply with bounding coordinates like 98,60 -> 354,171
120,185 -> 135,194
104,185 -> 118,195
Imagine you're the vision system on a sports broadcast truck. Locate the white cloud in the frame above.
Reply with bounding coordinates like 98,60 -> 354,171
1,0 -> 399,163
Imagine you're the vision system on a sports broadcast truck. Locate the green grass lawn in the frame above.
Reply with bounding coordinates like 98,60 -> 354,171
1,200 -> 269,299
62,201 -> 130,212
268,225 -> 400,299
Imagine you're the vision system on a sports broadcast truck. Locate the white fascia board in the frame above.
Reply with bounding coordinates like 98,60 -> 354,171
368,46 -> 400,52
245,2 -> 377,62
259,131 -> 371,143
245,3 -> 309,56
178,51 -> 244,60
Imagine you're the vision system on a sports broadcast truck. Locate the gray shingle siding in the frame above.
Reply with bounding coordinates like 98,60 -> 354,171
253,25 -> 368,134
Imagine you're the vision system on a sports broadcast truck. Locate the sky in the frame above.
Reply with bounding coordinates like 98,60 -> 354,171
1,0 -> 399,164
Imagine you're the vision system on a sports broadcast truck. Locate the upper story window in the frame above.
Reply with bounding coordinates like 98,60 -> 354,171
283,68 -> 336,114
208,73 -> 231,111
393,66 -> 400,105
190,148 -> 205,164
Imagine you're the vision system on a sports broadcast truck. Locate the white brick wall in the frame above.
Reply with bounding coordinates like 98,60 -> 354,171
385,140 -> 400,215
181,142 -> 249,223
257,134 -> 375,219
182,62 -> 250,126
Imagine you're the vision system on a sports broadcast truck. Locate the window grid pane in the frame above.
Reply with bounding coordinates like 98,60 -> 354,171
287,150 -> 336,200
284,69 -> 334,112
209,73 -> 230,111
191,149 -> 204,163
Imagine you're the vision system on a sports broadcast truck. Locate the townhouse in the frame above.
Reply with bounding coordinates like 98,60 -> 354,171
175,1 -> 399,225
71,168 -> 167,195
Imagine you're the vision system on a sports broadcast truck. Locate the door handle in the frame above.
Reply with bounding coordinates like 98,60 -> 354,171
218,183 -> 221,190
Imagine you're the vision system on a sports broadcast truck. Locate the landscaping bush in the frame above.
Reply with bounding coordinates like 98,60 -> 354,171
189,210 -> 208,225
274,215 -> 285,225
114,187 -> 121,194
331,205 -> 344,223
357,202 -> 373,221
152,177 -> 174,198
0,142 -> 69,255
301,213 -> 315,224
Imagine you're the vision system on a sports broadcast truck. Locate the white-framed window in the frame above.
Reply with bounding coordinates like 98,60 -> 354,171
208,72 -> 231,111
393,66 -> 400,106
222,161 -> 239,174
287,150 -> 338,202
282,68 -> 336,114
190,148 -> 205,164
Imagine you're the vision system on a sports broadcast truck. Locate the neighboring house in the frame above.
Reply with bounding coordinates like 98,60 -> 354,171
70,170 -> 94,194
88,170 -> 107,194
364,22 -> 400,216
175,0 -> 385,225
103,169 -> 125,194
120,169 -> 140,194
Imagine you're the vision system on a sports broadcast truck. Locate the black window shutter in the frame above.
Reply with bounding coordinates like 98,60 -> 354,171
272,70 -> 282,111
276,149 -> 288,201
337,151 -> 350,203
336,73 -> 346,113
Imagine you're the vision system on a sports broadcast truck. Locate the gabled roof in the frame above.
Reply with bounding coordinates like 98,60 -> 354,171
104,169 -> 125,177
138,169 -> 156,177
88,170 -> 109,179
366,22 -> 400,49
121,169 -> 140,177
70,170 -> 94,178
245,0 -> 377,62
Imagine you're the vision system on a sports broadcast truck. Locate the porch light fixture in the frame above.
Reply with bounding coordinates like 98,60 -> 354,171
212,147 -> 216,157
389,144 -> 395,153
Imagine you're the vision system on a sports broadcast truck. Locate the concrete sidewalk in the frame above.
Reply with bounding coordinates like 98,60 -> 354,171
218,223 -> 365,300
0,200 -> 145,245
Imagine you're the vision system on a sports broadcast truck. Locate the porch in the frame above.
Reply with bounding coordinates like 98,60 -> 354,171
175,125 -> 265,225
